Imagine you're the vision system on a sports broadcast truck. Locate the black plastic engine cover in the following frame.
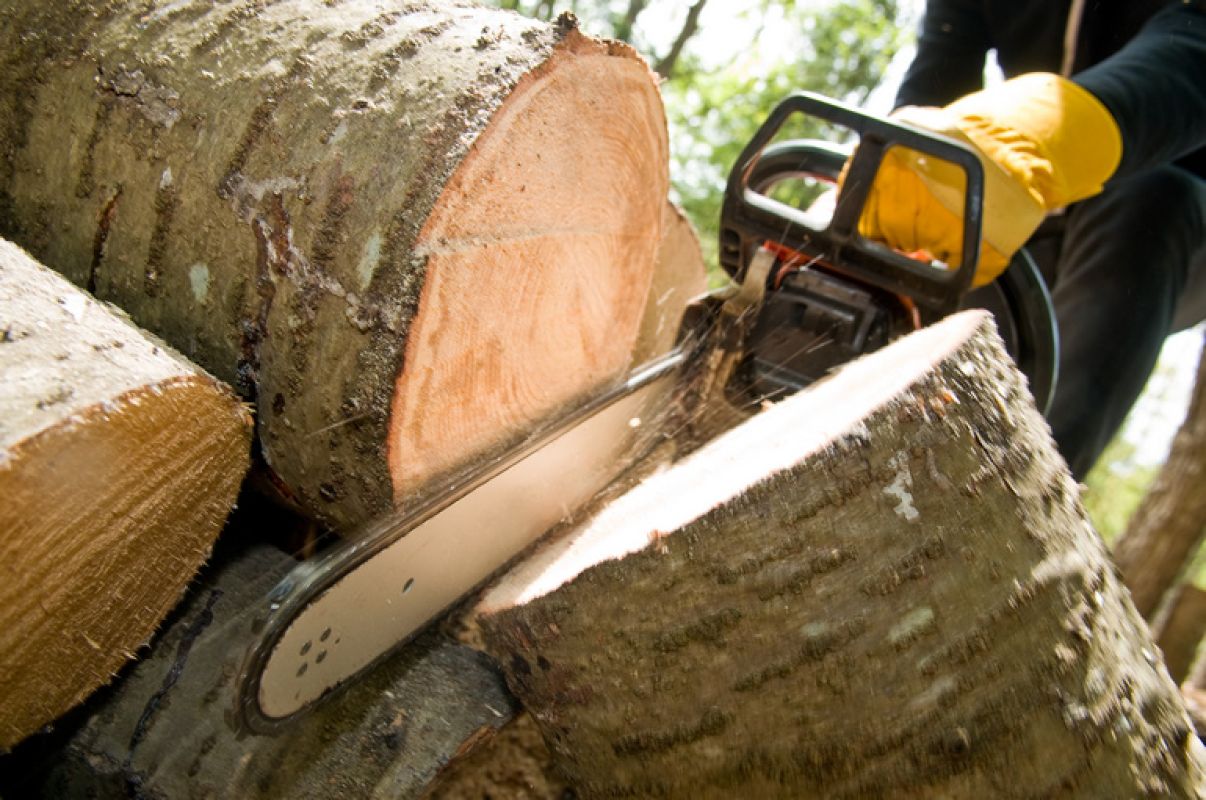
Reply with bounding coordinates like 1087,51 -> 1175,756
738,267 -> 911,402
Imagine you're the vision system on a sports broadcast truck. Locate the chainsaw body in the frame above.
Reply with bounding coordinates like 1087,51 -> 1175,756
718,93 -> 1058,412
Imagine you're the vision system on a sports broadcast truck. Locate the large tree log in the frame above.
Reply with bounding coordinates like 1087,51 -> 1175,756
475,311 -> 1206,797
1112,332 -> 1206,619
0,239 -> 251,751
0,0 -> 668,528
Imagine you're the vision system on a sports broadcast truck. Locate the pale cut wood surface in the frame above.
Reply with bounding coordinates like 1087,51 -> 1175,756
387,30 -> 667,495
0,239 -> 251,751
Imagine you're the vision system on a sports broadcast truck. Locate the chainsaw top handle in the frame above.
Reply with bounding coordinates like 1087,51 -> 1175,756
719,92 -> 985,315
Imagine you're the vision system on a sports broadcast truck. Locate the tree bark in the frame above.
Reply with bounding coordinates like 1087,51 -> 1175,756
475,311 -> 1206,798
0,239 -> 251,751
0,0 -> 669,529
1113,333 -> 1206,619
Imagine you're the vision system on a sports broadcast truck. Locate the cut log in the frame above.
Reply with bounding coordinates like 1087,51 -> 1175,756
475,311 -> 1206,797
0,0 -> 668,528
0,531 -> 521,798
0,239 -> 251,751
1113,332 -> 1206,619
1156,584 -> 1206,685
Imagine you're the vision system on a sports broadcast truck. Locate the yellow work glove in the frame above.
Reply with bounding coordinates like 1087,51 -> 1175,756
858,73 -> 1123,287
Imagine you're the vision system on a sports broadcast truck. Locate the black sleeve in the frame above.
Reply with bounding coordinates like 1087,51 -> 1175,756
1074,3 -> 1206,178
894,0 -> 991,108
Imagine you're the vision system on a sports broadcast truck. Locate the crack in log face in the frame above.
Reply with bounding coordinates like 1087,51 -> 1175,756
144,177 -> 179,298
76,99 -> 114,199
89,187 -> 122,295
310,173 -> 356,272
218,98 -> 278,205
241,195 -> 292,395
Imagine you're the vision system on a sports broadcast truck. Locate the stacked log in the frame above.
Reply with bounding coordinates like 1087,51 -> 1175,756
0,240 -> 251,750
0,0 -> 669,529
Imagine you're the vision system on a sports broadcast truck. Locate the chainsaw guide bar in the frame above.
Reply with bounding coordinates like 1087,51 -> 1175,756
235,350 -> 687,733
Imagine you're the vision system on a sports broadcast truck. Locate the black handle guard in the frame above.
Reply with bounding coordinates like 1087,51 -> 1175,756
719,92 -> 985,315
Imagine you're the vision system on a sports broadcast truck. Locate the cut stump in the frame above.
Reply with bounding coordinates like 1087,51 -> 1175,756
0,239 -> 251,751
476,310 -> 1206,797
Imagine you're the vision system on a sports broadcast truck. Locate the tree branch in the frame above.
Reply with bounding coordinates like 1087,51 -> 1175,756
654,0 -> 707,80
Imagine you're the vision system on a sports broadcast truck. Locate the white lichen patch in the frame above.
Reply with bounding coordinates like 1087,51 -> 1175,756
328,118 -> 350,145
909,674 -> 956,711
883,452 -> 919,521
357,230 -> 383,290
799,621 -> 829,638
888,605 -> 935,647
189,264 -> 210,304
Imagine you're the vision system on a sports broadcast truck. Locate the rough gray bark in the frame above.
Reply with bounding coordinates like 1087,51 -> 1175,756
476,311 -> 1206,798
423,712 -> 568,799
0,0 -> 668,529
1113,333 -> 1206,619
0,534 -> 521,799
0,239 -> 251,751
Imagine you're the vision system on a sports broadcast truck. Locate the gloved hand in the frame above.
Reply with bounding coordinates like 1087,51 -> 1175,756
857,73 -> 1123,287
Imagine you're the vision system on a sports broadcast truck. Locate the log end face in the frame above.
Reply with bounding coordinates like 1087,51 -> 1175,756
386,33 -> 669,500
0,375 -> 250,750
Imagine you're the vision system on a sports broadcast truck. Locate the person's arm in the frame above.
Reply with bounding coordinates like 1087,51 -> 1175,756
1074,3 -> 1206,178
895,0 -> 990,108
857,3 -> 1205,286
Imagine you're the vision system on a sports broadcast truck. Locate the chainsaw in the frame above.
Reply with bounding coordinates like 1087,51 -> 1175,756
234,92 -> 1057,733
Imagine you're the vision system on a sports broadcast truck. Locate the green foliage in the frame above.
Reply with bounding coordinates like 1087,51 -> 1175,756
661,0 -> 904,271
1081,436 -> 1159,545
485,0 -> 907,273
